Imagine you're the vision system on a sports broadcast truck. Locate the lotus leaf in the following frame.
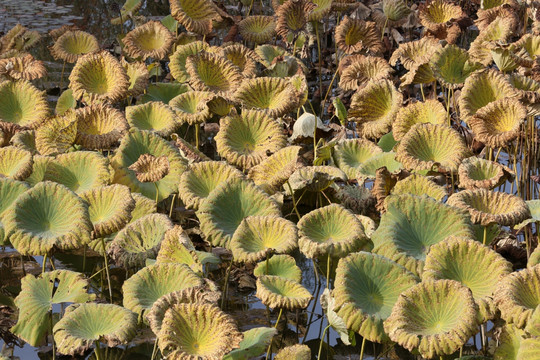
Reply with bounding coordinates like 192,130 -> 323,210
288,166 -> 346,193
169,90 -> 214,125
230,216 -> 297,263
274,344 -> 311,360
0,178 -> 28,244
253,254 -> 302,283
140,82 -> 189,104
110,0 -> 143,25
372,0 -> 411,25
396,123 -> 469,172
495,264 -> 540,328
248,146 -> 302,194
50,30 -> 99,63
186,52 -> 242,98
55,89 -> 76,116
123,21 -> 174,60
256,275 -> 312,309
372,194 -> 474,275
493,325 -> 527,360
469,17 -> 514,66
159,303 -> 242,358
215,109 -> 287,169
35,113 -> 78,156
298,204 -> 369,258
389,37 -> 441,70
169,0 -> 220,35
130,192 -> 156,222
333,139 -> 383,179
339,55 -> 393,91
197,178 -> 281,248
430,45 -> 482,89
0,54 -> 46,81
0,146 -> 32,180
508,73 -> 540,117
0,80 -> 48,133
335,185 -> 376,215
333,252 -> 419,343
356,152 -> 402,179
423,237 -> 513,322
111,128 -> 187,201
24,155 -> 52,187
221,44 -> 258,78
75,103 -> 129,150
53,303 -> 137,356
122,59 -> 149,98
458,157 -> 514,190
69,51 -> 129,104
335,16 -> 383,55
348,79 -> 403,139
169,41 -> 209,83
129,154 -> 171,183
529,242 -> 540,267
4,181 -> 93,256
80,184 -> 135,238
275,0 -> 314,42
384,279 -> 478,358
108,213 -> 173,268
123,263 -> 204,316
11,270 -> 95,346
419,0 -> 463,31
393,100 -> 447,141
238,16 -> 276,44
125,101 -> 178,137
448,189 -> 530,226
391,174 -> 447,201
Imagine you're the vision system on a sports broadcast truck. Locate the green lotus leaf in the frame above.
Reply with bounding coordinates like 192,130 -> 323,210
122,59 -> 149,98
390,174 -> 447,201
230,216 -> 298,263
234,77 -> 301,118
35,113 -> 78,156
110,0 -> 143,25
4,181 -> 92,255
495,264 -> 540,328
178,161 -> 243,210
333,139 -> 383,179
384,279 -> 479,359
215,109 -> 287,169
238,16 -> 277,44
197,178 -> 281,248
80,184 -> 135,238
0,80 -> 49,132
221,43 -> 258,78
253,254 -> 302,283
339,55 -> 393,91
288,165 -> 346,193
357,215 -> 377,238
423,237 -> 513,322
123,21 -> 174,61
393,100 -> 447,141
55,89 -> 77,116
508,73 -> 540,117
130,192 -> 156,222
24,155 -> 52,187
108,213 -> 172,268
122,263 -> 204,317
254,44 -> 287,68
0,146 -> 32,180
357,152 -> 402,179
139,82 -> 189,104
512,33 -> 540,61
111,128 -> 187,201
274,344 -> 311,360
125,101 -> 178,137
159,303 -> 243,358
298,203 -> 369,259
524,305 -> 540,336
518,336 -> 540,360
169,0 -> 220,35
53,303 -> 137,356
50,30 -> 99,63
0,178 -> 29,244
396,123 -> 469,172
11,270 -> 95,346
468,98 -> 527,149
74,103 -> 129,150
169,90 -> 214,125
528,238 -> 540,267
458,157 -> 514,190
372,194 -> 474,275
169,41 -> 209,83
44,151 -> 111,194
247,145 -> 302,194
459,68 -> 517,120
207,95 -> 235,117
223,327 -> 278,360
10,129 -> 36,153
335,185 -> 376,215
447,189 -> 530,227
256,275 -> 312,309
400,62 -> 437,87
186,52 -> 243,99
430,44 -> 482,89
348,79 -> 403,139
493,324 -> 527,360
469,17 -> 514,66
69,51 -> 129,104
333,252 -> 418,343
335,16 -> 383,55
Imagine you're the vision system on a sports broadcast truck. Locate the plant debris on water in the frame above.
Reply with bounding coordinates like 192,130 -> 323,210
1,0 -> 540,359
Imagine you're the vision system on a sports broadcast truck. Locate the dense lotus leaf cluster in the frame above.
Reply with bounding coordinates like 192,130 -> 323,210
2,0 -> 540,358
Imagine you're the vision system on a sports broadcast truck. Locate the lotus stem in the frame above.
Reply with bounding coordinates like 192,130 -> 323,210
459,346 -> 463,358
317,324 -> 331,360
169,194 -> 176,218
150,336 -> 159,360
94,340 -> 102,360
286,180 -> 301,220
59,60 -> 66,90
482,226 -> 487,246
220,259 -> 234,309
313,258 -> 320,284
321,64 -> 340,115
195,124 -> 199,150
420,84 -> 425,101
49,256 -> 56,270
381,17 -> 388,41
246,0 -> 254,16
42,253 -> 48,274
50,311 -> 56,360
359,336 -> 366,360
315,22 -> 323,114
446,87 -> 452,126
274,308 -> 283,328
265,307 -> 283,359
326,254 -> 331,290
488,147 -> 493,162
82,245 -> 87,273
100,238 -> 113,303
20,254 -> 26,277
494,147 -> 503,163
154,182 -> 160,205
480,324 -> 486,352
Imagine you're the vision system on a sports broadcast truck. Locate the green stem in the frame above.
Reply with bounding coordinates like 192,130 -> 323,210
315,22 -> 323,114
94,340 -> 102,360
195,124 -> 199,149
82,245 -> 87,273
101,238 -> 113,303
381,17 -> 388,41
482,226 -> 487,246
42,253 -> 48,274
151,336 -> 159,360
359,336 -> 366,360
50,312 -> 56,360
154,182 -> 160,205
169,194 -> 176,218
220,259 -> 234,309
286,180 -> 301,220
317,325 -> 331,360
265,307 -> 283,359
313,258 -> 320,284
326,254 -> 331,290
420,83 -> 425,101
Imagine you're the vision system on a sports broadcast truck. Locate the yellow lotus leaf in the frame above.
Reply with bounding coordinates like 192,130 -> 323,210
458,157 -> 514,190
509,73 -> 540,117
186,52 -> 243,99
75,103 -> 129,150
469,17 -> 514,66
0,146 -> 32,180
123,21 -> 174,60
50,30 -> 99,63
122,59 -> 149,97
419,0 -> 463,33
389,37 -> 441,70
168,41 -> 209,83
393,100 -> 447,141
276,0 -> 315,42
430,44 -> 482,89
256,275 -> 312,310
0,80 -> 49,133
238,16 -> 277,44
333,138 -> 383,179
221,43 -> 258,78
169,0 -> 221,35
0,54 -> 47,81
169,90 -> 214,125
335,16 -> 383,55
126,101 -> 178,137
335,184 -> 376,215
338,55 -> 393,91
391,174 -> 447,201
